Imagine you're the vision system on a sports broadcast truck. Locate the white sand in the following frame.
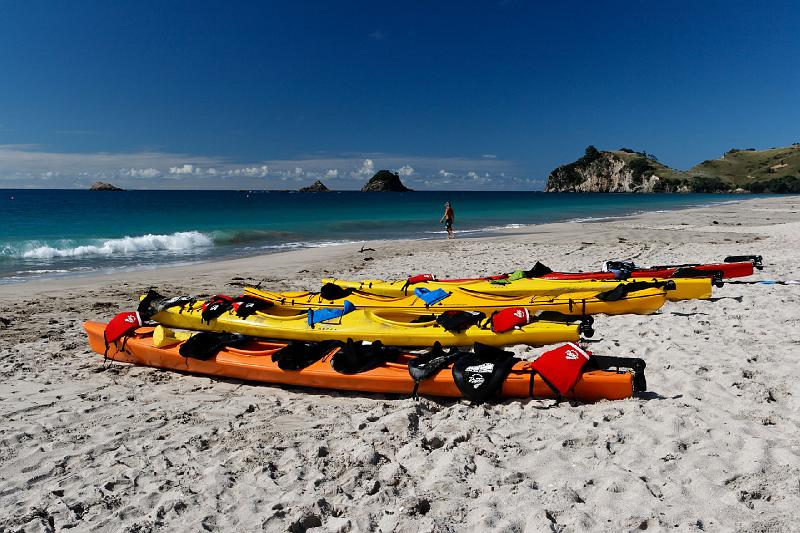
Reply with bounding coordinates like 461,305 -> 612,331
2,196 -> 799,532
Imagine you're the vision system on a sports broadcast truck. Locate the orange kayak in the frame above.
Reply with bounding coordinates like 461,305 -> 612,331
84,321 -> 639,402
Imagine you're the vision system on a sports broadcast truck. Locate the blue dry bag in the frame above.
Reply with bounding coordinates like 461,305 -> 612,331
307,300 -> 355,326
413,287 -> 451,306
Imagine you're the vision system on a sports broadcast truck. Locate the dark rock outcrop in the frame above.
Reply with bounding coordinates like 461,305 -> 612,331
361,170 -> 412,192
89,181 -> 124,191
299,179 -> 330,192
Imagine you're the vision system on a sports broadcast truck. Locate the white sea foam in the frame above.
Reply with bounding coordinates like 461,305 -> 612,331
423,222 -> 530,235
568,215 -> 623,223
18,231 -> 214,259
254,240 -> 360,251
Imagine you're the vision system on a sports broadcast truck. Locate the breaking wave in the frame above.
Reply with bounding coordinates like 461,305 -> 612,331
0,229 -> 358,265
8,231 -> 214,260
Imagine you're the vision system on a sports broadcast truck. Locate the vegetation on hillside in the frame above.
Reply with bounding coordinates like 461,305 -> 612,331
547,144 -> 800,193
684,144 -> 800,189
547,146 -> 604,188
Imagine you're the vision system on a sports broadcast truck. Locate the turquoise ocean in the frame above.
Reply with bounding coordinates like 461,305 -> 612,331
0,190 -> 758,284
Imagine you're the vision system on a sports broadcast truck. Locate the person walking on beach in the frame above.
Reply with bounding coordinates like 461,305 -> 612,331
440,201 -> 455,239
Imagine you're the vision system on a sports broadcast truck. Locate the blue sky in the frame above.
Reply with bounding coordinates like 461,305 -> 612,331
0,0 -> 798,190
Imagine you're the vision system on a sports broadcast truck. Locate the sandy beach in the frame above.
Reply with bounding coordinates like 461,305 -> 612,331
2,195 -> 799,532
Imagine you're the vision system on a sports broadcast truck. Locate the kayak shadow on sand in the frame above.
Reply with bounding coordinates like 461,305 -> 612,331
635,391 -> 672,401
708,296 -> 744,303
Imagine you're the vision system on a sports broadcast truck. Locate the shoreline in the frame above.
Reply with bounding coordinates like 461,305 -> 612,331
2,195 -> 799,531
1,193 -> 770,288
2,195 -> 794,295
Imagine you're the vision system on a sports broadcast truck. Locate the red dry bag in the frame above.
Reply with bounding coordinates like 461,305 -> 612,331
490,307 -> 530,333
402,274 -> 436,293
103,311 -> 143,355
530,342 -> 590,396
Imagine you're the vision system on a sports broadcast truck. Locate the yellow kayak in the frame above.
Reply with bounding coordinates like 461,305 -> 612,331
243,284 -> 669,316
321,276 -> 712,302
142,295 -> 583,348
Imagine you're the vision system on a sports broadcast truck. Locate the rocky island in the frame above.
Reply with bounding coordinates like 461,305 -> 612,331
298,179 -> 330,192
89,181 -> 124,191
361,170 -> 412,192
546,144 -> 800,193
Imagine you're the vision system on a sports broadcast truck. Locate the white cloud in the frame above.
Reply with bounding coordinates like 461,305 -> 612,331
467,170 -> 490,184
324,169 -> 339,178
275,167 -> 305,181
396,165 -> 414,177
351,158 -> 375,178
283,167 -> 305,178
226,165 -> 269,177
121,167 -> 162,178
169,164 -> 195,175
482,154 -> 497,159
438,169 -> 455,178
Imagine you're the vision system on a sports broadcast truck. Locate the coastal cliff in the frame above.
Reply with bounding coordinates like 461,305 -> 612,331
546,144 -> 800,193
545,146 -> 670,193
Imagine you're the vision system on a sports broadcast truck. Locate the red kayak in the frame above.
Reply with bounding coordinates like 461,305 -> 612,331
426,256 -> 762,284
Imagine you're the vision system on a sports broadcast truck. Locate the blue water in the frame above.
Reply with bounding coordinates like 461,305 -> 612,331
0,189 -> 757,283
